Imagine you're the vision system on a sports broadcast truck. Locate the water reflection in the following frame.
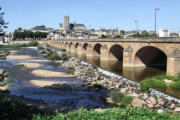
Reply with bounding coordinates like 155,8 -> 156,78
72,53 -> 165,81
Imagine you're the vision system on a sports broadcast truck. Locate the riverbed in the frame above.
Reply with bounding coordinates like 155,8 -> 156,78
0,47 -> 109,110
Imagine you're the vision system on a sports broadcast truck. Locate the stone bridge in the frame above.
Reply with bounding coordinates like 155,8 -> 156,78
42,38 -> 180,76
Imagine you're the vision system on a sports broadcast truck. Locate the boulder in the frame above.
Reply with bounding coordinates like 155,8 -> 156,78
120,88 -> 128,94
175,107 -> 180,112
149,96 -> 156,105
132,98 -> 145,107
157,109 -> 164,113
147,103 -> 154,108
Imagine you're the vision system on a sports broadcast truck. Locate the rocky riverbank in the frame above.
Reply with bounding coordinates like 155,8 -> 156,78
42,44 -> 180,113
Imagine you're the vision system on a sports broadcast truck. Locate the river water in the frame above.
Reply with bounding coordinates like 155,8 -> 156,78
66,51 -> 180,99
1,48 -> 109,110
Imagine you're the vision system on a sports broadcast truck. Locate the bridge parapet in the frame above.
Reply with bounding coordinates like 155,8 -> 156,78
56,37 -> 180,43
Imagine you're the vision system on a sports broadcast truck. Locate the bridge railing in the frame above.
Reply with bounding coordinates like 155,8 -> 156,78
51,37 -> 180,43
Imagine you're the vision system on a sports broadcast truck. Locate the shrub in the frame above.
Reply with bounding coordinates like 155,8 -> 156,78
33,108 -> 180,120
120,96 -> 133,107
109,91 -> 133,107
170,81 -> 180,90
110,91 -> 124,104
61,54 -> 69,61
39,49 -> 46,54
5,77 -> 12,84
37,45 -> 44,50
93,84 -> 104,89
20,43 -> 28,47
140,78 -> 167,91
0,97 -> 38,120
16,64 -> 25,67
45,50 -> 53,58
51,51 -> 61,61
67,66 -> 75,74
62,49 -> 66,52
28,41 -> 39,46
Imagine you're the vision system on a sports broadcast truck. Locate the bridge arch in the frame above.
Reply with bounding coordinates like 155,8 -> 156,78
83,43 -> 88,50
93,43 -> 102,56
133,46 -> 167,70
69,42 -> 74,48
75,43 -> 79,48
108,44 -> 124,61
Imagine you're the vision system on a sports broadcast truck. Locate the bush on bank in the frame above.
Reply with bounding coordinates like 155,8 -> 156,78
0,94 -> 179,120
110,91 -> 133,107
0,96 -> 39,120
33,108 -> 180,120
140,74 -> 180,91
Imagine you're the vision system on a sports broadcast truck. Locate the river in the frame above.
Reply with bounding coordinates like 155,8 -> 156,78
0,47 -> 109,110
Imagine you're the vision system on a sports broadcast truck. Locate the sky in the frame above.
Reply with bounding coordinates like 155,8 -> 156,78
0,0 -> 179,32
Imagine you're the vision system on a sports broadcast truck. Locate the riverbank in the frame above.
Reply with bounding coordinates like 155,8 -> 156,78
0,45 -> 109,112
42,44 -> 180,113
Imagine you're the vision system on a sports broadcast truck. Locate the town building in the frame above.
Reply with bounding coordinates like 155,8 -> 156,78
159,29 -> 170,37
63,16 -> 70,33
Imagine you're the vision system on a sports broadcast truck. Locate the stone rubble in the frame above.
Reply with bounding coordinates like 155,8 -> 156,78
59,57 -> 180,112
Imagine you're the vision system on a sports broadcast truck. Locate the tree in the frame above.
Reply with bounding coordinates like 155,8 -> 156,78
0,7 -> 8,36
32,25 -> 46,30
120,30 -> 125,35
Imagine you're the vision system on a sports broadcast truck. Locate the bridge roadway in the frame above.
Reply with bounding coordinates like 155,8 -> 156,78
42,37 -> 180,76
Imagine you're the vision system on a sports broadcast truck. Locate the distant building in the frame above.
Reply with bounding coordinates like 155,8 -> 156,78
74,24 -> 86,31
170,33 -> 179,37
159,29 -> 170,37
58,23 -> 63,31
63,16 -> 70,33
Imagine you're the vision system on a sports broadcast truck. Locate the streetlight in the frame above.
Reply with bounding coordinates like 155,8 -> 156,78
134,20 -> 139,33
88,25 -> 92,39
155,8 -> 160,35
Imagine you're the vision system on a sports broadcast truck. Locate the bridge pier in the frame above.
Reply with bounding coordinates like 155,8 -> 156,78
123,46 -> 136,67
61,43 -> 66,49
167,49 -> 180,76
86,45 -> 94,57
66,44 -> 71,54
70,45 -> 76,56
76,44 -> 83,55
100,45 -> 109,61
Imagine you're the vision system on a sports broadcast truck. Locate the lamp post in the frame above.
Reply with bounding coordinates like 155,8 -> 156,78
88,25 -> 92,39
134,20 -> 139,33
155,8 -> 160,35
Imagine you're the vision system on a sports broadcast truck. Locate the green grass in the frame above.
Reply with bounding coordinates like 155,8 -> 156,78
0,96 -> 179,120
109,91 -> 133,107
170,81 -> 180,90
62,49 -> 66,52
140,74 -> 180,91
140,78 -> 167,91
5,77 -> 12,84
61,53 -> 69,61
50,51 -> 61,61
0,49 -> 10,54
0,97 -> 39,120
16,64 -> 25,67
28,41 -> 39,46
37,45 -> 44,50
33,108 -> 180,120
39,49 -> 46,54
67,66 -> 75,74
92,84 -> 104,89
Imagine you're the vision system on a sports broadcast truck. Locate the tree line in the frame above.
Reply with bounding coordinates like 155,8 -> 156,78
13,30 -> 48,40
0,6 -> 8,36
